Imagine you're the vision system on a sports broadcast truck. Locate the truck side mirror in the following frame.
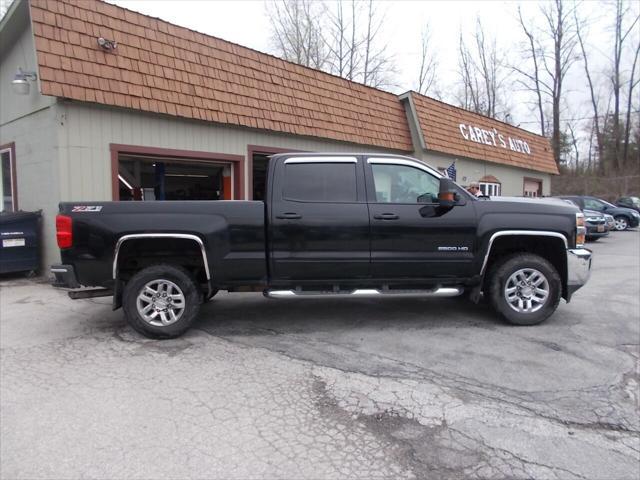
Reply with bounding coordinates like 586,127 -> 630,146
438,177 -> 458,207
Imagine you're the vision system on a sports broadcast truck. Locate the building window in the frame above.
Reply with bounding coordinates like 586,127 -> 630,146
479,182 -> 501,197
0,143 -> 17,212
523,178 -> 543,197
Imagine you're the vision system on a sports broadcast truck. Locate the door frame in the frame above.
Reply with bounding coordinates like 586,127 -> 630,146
110,144 -> 244,200
247,145 -> 305,200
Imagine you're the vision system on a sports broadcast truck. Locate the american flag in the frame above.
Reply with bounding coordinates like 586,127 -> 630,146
445,162 -> 456,181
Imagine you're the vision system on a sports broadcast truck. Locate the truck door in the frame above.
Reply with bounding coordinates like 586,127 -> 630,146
365,157 -> 477,279
268,156 -> 370,281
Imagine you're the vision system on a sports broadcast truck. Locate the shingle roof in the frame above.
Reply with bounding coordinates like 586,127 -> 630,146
28,0 -> 413,151
408,92 -> 559,175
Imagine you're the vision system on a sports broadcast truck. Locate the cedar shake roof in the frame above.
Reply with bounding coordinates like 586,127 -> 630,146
28,0 -> 413,151
407,92 -> 559,175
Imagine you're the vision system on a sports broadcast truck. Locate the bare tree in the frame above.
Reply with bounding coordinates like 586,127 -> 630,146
540,0 -> 579,166
623,38 -> 640,167
416,23 -> 439,96
574,1 -> 639,174
267,0 -> 328,70
360,0 -> 395,88
574,9 -> 604,169
455,19 -> 510,120
270,0 -> 395,89
611,0 -> 639,171
457,32 -> 481,113
566,122 -> 580,170
324,1 -> 359,79
513,0 -> 579,166
513,6 -> 549,136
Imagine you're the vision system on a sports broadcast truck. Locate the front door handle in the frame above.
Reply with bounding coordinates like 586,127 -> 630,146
373,213 -> 399,220
276,212 -> 302,220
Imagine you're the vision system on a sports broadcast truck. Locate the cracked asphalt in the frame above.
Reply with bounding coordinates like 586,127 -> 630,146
1,231 -> 639,479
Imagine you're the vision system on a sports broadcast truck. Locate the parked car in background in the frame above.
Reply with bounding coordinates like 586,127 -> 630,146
616,196 -> 640,213
560,199 -> 609,241
582,210 -> 609,240
557,196 -> 640,231
604,214 -> 615,232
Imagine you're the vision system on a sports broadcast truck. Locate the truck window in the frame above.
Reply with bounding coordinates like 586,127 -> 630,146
283,162 -> 357,202
371,164 -> 440,203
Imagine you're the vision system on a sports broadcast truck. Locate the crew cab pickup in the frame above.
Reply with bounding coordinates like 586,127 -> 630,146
51,153 -> 592,338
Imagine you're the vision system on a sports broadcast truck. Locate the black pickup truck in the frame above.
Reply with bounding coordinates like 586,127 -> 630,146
51,153 -> 592,338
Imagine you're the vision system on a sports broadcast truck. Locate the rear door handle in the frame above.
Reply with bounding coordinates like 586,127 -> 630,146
276,212 -> 302,220
373,213 -> 399,220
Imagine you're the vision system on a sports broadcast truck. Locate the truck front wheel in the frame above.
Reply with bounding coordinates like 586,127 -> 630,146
122,264 -> 202,339
487,253 -> 562,326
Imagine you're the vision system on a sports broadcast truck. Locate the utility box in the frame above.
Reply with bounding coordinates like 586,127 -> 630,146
0,211 -> 42,274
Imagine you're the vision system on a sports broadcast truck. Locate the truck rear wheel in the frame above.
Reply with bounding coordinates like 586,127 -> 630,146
487,253 -> 561,326
122,264 -> 202,339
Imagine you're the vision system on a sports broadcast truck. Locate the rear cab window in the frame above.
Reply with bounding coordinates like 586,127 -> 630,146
282,157 -> 359,203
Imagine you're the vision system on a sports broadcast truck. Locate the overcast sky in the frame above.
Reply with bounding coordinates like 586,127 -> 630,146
109,1 -> 634,143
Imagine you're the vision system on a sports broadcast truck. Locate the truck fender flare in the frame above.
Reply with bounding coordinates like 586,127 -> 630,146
479,230 -> 568,277
112,233 -> 211,281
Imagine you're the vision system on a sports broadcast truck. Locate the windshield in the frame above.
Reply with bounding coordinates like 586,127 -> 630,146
601,199 -> 617,208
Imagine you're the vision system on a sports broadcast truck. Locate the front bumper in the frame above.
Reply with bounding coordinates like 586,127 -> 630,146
586,225 -> 609,238
566,248 -> 592,301
50,264 -> 80,289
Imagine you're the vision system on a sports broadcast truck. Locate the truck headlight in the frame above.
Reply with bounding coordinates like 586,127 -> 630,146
576,212 -> 586,247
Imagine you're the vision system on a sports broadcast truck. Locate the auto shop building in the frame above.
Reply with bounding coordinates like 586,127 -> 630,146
0,0 -> 558,267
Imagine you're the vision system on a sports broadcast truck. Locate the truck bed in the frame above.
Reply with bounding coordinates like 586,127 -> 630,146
58,200 -> 266,288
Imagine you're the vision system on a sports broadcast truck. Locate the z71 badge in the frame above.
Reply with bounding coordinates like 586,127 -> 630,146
71,206 -> 103,212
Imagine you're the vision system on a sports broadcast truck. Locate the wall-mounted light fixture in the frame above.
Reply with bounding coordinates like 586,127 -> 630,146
12,68 -> 38,95
97,37 -> 117,51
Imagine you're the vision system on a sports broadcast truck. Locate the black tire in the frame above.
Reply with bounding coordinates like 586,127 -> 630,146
487,253 -> 562,326
122,264 -> 202,339
614,216 -> 629,231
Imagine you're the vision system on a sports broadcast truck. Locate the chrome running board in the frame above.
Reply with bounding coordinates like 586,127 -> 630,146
264,287 -> 464,299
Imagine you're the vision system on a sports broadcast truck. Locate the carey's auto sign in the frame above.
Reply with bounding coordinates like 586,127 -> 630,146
459,123 -> 531,155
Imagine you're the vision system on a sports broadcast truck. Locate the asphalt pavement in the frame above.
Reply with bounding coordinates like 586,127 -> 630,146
1,230 -> 639,479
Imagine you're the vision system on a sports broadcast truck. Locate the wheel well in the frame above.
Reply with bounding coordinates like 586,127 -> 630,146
483,235 -> 567,296
115,238 -> 209,286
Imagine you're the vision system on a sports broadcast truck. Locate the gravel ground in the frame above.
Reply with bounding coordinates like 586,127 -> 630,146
1,230 -> 638,479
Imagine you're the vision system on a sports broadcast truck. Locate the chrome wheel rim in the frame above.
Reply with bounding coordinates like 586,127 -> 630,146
615,217 -> 628,230
504,268 -> 549,314
136,279 -> 185,326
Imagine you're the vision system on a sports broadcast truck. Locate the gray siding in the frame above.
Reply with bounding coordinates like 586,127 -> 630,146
0,27 -> 55,126
1,23 -> 60,269
0,106 -> 60,268
58,102 -> 405,202
416,150 -> 552,197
